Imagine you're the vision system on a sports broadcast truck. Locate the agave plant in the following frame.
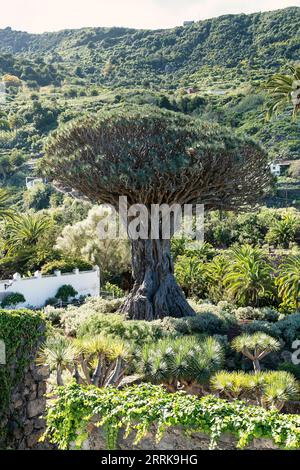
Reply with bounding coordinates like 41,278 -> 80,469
264,64 -> 300,121
224,244 -> 274,307
276,255 -> 300,311
38,335 -> 77,386
232,332 -> 281,373
138,335 -> 223,393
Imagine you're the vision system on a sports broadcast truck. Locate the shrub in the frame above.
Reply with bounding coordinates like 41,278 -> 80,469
266,214 -> 299,249
103,282 -> 125,298
174,255 -> 207,298
41,258 -> 93,275
137,335 -> 224,392
278,362 -> 300,381
243,313 -> 300,348
234,306 -> 279,322
44,297 -> 59,307
211,370 -> 299,410
55,285 -> 78,302
60,298 -> 124,335
1,292 -> 26,308
78,313 -> 167,345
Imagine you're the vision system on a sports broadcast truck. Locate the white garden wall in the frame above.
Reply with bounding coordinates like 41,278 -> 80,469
0,267 -> 100,308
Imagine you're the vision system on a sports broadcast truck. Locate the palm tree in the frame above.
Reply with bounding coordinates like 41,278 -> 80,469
205,254 -> 230,303
266,213 -> 299,249
0,188 -> 14,221
264,64 -> 300,120
174,255 -> 207,298
276,255 -> 300,310
224,244 -> 273,307
232,332 -> 280,373
5,212 -> 52,255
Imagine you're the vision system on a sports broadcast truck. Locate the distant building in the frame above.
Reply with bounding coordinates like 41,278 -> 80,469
183,20 -> 194,26
186,87 -> 198,94
26,177 -> 44,190
270,160 -> 294,177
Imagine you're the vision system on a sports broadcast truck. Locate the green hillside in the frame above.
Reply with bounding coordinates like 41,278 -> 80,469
0,7 -> 299,195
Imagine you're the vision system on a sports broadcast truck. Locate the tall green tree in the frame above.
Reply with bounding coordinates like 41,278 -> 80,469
5,212 -> 52,255
42,106 -> 270,320
225,244 -> 273,307
264,64 -> 300,120
276,255 -> 300,311
0,188 -> 14,221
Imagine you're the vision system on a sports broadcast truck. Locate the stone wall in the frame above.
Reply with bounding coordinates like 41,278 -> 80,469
3,363 -> 49,449
83,421 -> 279,451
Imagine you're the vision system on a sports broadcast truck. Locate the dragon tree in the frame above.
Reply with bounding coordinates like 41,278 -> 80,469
43,106 -> 270,320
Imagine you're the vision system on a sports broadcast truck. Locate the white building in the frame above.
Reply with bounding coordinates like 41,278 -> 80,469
26,177 -> 44,190
183,20 -> 194,26
0,267 -> 100,309
270,160 -> 293,177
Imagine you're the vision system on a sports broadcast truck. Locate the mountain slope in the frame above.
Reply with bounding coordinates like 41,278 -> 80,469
0,7 -> 299,88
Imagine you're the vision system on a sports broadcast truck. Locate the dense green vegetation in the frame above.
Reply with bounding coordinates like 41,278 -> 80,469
1,7 -> 300,450
44,382 -> 300,450
0,7 -> 299,201
0,309 -> 45,441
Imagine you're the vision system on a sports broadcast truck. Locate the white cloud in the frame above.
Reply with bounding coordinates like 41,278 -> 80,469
0,0 -> 298,33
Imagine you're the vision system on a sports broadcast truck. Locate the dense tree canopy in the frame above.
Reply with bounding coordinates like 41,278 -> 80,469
42,106 -> 271,320
43,106 -> 270,211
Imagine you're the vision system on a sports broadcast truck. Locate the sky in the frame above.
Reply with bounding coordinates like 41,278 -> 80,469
0,0 -> 298,33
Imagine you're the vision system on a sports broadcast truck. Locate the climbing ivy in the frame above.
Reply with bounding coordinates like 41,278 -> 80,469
0,308 -> 45,442
44,383 -> 300,450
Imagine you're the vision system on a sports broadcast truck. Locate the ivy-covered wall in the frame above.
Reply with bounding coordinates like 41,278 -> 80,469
44,383 -> 300,451
0,309 -> 49,449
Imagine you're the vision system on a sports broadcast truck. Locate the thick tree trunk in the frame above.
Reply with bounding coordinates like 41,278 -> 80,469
120,238 -> 195,320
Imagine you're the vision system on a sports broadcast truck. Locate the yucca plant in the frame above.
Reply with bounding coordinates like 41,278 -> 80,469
211,371 -> 254,400
224,244 -> 274,307
138,335 -> 223,393
77,334 -> 129,387
38,335 -> 77,386
264,64 -> 300,120
211,370 -> 298,410
232,332 -> 281,373
261,371 -> 299,411
276,255 -> 300,311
